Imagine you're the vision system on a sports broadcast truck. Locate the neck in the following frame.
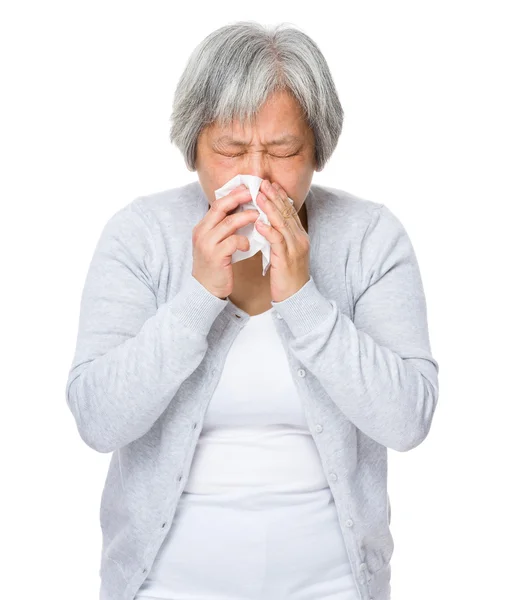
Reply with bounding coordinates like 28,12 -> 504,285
299,201 -> 308,234
232,252 -> 267,280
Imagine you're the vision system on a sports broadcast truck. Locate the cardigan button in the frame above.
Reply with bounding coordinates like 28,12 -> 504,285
276,312 -> 283,319
297,368 -> 306,377
315,424 -> 323,433
345,519 -> 354,527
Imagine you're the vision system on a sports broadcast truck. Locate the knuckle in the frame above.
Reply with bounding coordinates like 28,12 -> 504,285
202,245 -> 213,261
299,236 -> 310,250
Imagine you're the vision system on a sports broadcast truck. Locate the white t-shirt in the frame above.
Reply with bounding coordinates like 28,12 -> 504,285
135,307 -> 361,600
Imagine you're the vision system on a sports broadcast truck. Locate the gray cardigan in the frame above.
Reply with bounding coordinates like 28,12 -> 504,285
65,180 -> 439,600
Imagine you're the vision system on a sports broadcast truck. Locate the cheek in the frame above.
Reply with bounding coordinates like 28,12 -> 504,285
201,159 -> 243,191
211,157 -> 248,177
274,155 -> 312,179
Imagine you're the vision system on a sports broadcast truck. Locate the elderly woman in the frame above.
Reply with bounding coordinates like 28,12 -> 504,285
65,21 -> 439,600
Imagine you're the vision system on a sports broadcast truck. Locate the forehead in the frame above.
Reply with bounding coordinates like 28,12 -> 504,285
212,132 -> 304,146
207,89 -> 311,144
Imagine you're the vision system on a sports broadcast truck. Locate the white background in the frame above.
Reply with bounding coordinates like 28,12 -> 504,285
2,2 -> 506,599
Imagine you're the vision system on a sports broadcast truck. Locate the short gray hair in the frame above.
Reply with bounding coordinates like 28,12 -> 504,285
169,21 -> 344,172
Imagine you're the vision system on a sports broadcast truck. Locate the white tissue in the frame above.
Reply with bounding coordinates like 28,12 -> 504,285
213,174 -> 294,276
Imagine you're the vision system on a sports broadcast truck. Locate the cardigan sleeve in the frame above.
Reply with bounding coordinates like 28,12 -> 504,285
271,204 -> 439,452
65,201 -> 228,453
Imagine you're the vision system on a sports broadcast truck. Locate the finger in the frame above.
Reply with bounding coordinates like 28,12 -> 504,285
199,186 -> 252,234
208,208 -> 260,248
259,180 -> 300,242
258,181 -> 298,253
271,182 -> 305,234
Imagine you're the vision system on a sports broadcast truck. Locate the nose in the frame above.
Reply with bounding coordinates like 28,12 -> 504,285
241,153 -> 273,184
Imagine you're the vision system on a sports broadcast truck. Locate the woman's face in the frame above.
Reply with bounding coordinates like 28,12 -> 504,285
195,89 -> 317,216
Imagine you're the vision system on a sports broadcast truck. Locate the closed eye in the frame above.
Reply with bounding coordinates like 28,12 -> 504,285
219,152 -> 299,158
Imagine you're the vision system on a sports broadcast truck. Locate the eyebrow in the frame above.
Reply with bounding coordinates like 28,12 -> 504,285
213,134 -> 303,147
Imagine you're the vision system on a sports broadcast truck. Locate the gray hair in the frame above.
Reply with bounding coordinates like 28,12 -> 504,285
169,21 -> 344,172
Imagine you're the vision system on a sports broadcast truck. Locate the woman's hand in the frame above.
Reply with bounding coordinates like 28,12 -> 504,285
255,180 -> 310,302
192,185 -> 259,299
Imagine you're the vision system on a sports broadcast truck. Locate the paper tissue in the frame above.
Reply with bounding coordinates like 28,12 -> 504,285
214,174 -> 294,276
